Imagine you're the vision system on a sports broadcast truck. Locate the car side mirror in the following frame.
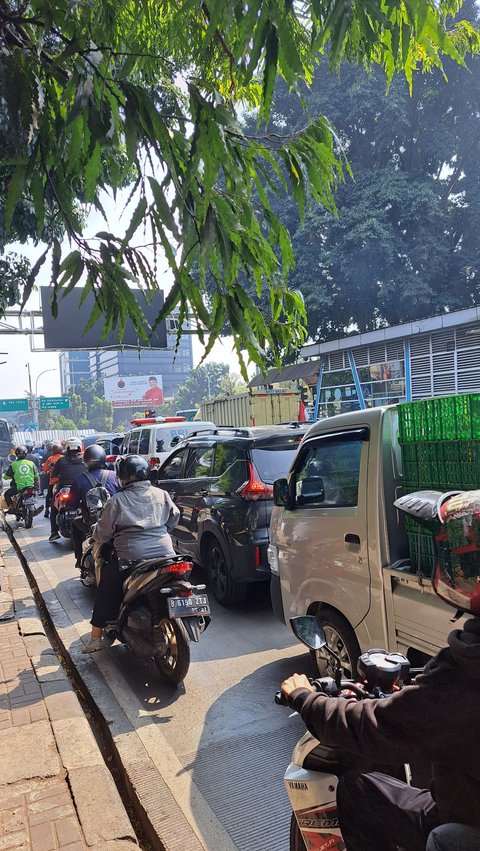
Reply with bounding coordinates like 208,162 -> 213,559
297,476 -> 324,506
273,478 -> 291,508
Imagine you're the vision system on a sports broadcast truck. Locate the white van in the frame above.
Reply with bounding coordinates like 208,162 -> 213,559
120,416 -> 216,467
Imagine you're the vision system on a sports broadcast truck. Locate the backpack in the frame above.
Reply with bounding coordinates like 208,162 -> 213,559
83,470 -> 111,525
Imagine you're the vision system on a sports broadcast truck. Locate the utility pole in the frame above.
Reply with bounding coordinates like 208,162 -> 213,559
25,363 -> 38,430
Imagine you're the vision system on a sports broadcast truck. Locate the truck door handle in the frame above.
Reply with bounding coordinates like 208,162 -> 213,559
345,533 -> 360,545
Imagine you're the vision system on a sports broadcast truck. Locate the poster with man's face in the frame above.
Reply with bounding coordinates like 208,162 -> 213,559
103,375 -> 164,407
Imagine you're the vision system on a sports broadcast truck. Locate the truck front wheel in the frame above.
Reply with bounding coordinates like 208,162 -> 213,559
311,609 -> 361,679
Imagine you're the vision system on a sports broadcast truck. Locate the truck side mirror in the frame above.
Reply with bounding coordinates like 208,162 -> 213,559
297,476 -> 325,506
273,478 -> 291,508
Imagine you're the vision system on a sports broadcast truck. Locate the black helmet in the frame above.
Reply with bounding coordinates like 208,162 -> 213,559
15,445 -> 27,459
117,455 -> 149,487
25,441 -> 34,451
84,444 -> 106,470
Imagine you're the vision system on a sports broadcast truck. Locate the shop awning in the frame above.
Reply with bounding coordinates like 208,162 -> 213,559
249,359 -> 322,387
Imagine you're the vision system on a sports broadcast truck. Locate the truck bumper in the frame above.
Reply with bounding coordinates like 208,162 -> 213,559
270,574 -> 286,624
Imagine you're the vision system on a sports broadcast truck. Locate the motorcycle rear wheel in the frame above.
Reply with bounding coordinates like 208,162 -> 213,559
154,618 -> 190,685
290,814 -> 306,851
24,509 -> 33,529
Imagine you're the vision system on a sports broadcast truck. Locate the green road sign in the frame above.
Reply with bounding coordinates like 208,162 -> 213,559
39,396 -> 70,411
0,399 -> 29,412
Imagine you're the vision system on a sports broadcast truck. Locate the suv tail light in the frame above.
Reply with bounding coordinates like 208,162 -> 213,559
236,461 -> 274,501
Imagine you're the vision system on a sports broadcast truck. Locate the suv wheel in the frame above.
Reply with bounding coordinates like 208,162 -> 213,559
206,539 -> 247,606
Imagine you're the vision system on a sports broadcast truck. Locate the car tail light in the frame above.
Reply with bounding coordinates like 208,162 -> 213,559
160,561 -> 191,575
149,457 -> 161,467
106,455 -> 116,463
236,461 -> 274,501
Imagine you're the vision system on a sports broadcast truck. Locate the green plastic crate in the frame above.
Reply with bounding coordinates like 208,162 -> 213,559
398,393 -> 480,444
406,525 -> 437,578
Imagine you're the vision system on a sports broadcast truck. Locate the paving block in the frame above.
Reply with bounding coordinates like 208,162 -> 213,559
51,718 -> 103,771
43,688 -> 84,722
68,766 -> 135,847
17,618 -> 45,637
31,657 -> 67,684
0,721 -> 61,784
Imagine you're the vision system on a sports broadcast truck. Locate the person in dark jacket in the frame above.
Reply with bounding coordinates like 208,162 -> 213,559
281,619 -> 480,851
49,438 -> 87,542
69,444 -> 119,572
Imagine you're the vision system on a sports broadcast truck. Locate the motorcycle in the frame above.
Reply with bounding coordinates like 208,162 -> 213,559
276,616 -> 416,851
83,538 -> 211,684
53,486 -> 80,543
6,486 -> 38,528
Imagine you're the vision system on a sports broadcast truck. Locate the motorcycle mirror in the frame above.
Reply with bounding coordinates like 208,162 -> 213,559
290,616 -> 327,651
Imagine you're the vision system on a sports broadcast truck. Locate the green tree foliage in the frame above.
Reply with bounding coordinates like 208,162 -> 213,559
67,378 -> 113,430
172,363 -> 230,411
256,1 -> 480,339
0,253 -> 30,314
38,412 -> 78,429
1,1 -> 477,371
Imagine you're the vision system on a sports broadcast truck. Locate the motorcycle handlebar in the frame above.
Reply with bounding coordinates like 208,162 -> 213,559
275,679 -> 371,707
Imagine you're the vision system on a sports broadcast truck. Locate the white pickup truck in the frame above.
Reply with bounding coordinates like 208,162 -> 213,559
268,405 -> 465,675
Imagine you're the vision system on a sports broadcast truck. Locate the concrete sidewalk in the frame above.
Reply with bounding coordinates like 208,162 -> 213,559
0,543 -> 139,851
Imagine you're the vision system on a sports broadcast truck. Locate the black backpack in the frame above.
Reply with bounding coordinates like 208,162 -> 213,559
83,470 -> 111,525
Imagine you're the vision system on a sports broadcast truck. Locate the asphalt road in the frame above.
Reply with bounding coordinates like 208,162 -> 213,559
11,510 -> 315,851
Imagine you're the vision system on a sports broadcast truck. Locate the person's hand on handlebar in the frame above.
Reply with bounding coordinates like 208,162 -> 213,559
281,673 -> 315,700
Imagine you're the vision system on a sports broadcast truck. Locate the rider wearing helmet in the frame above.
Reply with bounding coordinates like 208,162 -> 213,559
3,446 -> 41,509
24,441 -> 40,470
280,492 -> 480,851
82,454 -> 180,653
42,441 -> 64,518
48,438 -> 87,542
69,445 -> 120,571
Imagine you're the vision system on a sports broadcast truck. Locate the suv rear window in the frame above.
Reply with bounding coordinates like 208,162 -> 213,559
252,437 -> 302,484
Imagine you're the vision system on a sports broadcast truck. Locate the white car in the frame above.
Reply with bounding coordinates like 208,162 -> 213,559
119,416 -> 216,467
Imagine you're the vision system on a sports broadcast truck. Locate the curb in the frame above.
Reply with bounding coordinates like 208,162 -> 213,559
3,522 -> 237,851
0,539 -> 139,851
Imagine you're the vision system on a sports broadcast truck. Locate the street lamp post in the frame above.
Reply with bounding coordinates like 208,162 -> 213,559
25,366 -> 56,430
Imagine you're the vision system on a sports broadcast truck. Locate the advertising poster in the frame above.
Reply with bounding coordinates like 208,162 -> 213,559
103,375 -> 164,408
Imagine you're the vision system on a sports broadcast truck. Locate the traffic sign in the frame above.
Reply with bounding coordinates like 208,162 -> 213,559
0,399 -> 28,412
39,396 -> 70,411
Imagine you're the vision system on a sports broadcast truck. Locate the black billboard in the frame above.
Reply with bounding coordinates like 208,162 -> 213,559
40,287 -> 167,350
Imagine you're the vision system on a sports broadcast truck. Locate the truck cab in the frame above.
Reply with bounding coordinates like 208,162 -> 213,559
268,406 -> 464,675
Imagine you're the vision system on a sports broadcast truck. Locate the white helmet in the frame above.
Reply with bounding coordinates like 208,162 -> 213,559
64,437 -> 82,453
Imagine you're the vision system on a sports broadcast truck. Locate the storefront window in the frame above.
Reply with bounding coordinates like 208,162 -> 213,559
315,358 -> 406,418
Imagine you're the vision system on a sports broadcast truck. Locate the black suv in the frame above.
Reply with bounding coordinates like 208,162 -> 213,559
153,425 -> 307,605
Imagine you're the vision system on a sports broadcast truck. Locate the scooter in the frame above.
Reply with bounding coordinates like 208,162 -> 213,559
6,487 -> 38,528
53,486 -> 80,542
85,541 -> 211,684
276,616 -> 415,851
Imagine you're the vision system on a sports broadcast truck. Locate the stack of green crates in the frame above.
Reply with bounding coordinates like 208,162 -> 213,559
398,393 -> 480,491
398,393 -> 480,574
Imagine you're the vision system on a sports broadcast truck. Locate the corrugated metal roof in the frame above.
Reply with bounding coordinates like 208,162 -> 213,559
249,359 -> 322,387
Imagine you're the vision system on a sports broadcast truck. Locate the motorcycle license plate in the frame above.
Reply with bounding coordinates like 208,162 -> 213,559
62,510 -> 78,520
23,499 -> 35,507
167,594 -> 210,617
